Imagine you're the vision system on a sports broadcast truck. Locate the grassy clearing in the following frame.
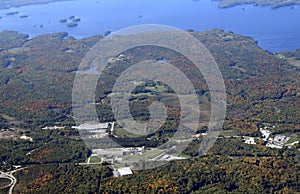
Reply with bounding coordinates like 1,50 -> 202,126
113,124 -> 143,138
287,58 -> 300,67
90,156 -> 102,163
7,47 -> 31,54
286,136 -> 300,144
131,92 -> 154,97
220,129 -> 237,137
145,85 -> 169,93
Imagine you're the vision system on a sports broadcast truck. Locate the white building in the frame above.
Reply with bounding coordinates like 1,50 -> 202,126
72,123 -> 109,130
273,135 -> 291,144
114,167 -> 133,177
260,128 -> 271,141
243,136 -> 256,145
266,135 -> 291,149
20,135 -> 33,142
266,143 -> 282,149
93,148 -> 124,157
42,125 -> 66,130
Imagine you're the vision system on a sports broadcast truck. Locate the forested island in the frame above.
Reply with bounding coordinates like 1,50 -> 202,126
59,16 -> 81,27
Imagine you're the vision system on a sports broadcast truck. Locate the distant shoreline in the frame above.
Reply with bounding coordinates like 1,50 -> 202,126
216,0 -> 300,9
0,0 -> 73,10
1,0 -> 299,10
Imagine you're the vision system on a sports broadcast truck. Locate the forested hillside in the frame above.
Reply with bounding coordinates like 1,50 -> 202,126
0,29 -> 299,193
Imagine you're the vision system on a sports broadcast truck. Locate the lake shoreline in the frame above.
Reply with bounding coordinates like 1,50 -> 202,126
1,28 -> 299,54
0,0 -> 299,53
0,0 -> 73,10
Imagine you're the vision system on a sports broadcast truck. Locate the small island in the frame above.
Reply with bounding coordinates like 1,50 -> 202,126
19,15 -> 28,18
59,16 -> 81,28
59,19 -> 67,23
66,22 -> 78,28
73,18 -> 81,22
6,11 -> 19,15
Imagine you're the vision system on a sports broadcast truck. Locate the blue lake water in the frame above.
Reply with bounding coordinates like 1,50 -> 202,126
0,0 -> 299,52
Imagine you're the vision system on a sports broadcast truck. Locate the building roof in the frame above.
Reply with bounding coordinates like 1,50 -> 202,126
73,123 -> 109,130
117,167 -> 133,177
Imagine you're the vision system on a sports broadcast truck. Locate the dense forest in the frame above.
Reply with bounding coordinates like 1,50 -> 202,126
12,138 -> 300,193
0,29 -> 299,193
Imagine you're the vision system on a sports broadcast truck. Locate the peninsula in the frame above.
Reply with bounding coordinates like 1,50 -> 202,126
0,0 -> 72,10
